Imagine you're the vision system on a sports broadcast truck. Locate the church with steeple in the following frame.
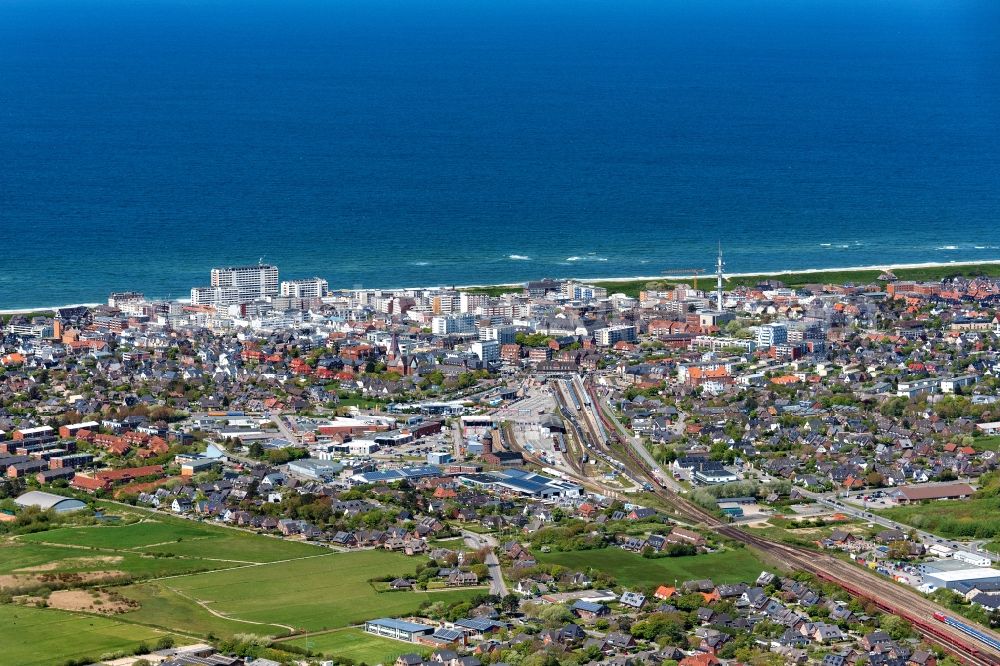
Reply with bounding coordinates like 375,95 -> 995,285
385,332 -> 412,376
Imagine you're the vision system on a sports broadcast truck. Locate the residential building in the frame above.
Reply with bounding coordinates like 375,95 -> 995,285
595,325 -> 637,347
280,277 -> 328,299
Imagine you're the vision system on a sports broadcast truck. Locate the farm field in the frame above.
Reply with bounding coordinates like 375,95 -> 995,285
536,547 -> 767,587
879,497 -> 1000,540
0,604 -> 174,666
117,549 -> 485,637
286,628 -> 425,663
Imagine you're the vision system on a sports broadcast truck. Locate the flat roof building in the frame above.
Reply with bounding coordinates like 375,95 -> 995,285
364,618 -> 434,642
924,567 -> 1000,591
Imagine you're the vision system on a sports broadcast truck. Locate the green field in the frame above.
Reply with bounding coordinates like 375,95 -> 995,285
536,547 -> 766,588
0,604 -> 174,666
118,549 -> 484,637
462,262 -> 1000,299
286,628 -> 426,664
0,541 -> 235,580
972,436 -> 1000,453
20,514 -> 323,563
879,497 -> 1000,540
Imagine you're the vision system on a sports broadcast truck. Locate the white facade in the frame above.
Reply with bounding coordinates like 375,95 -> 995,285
431,313 -> 477,336
210,264 -> 279,300
756,323 -> 788,349
594,324 -> 636,347
562,282 -> 608,301
478,325 -> 516,345
190,286 -> 241,307
280,277 -> 328,299
470,339 -> 500,363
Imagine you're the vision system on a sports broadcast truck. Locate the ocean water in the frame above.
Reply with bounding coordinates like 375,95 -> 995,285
1,0 -> 1000,309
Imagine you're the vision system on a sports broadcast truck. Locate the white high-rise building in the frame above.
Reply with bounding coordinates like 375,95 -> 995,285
756,323 -> 788,349
478,325 -> 516,345
594,324 -> 637,347
190,286 -> 242,307
280,277 -> 328,299
210,264 -> 279,301
431,313 -> 477,336
470,340 -> 500,363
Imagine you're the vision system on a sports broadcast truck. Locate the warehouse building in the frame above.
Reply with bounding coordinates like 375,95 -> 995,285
923,565 -> 1000,591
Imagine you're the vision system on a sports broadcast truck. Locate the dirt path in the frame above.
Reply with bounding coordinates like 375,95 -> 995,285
165,586 -> 296,634
139,550 -> 340,584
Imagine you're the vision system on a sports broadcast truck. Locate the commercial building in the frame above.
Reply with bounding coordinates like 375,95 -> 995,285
458,468 -> 583,499
923,567 -> 1000,591
894,483 -> 974,504
364,618 -> 434,642
287,458 -> 344,481
280,277 -> 328,299
594,325 -> 637,347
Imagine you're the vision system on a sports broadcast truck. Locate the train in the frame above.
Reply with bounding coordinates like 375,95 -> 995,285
815,571 -> 997,665
565,382 -> 582,411
934,612 -> 1000,653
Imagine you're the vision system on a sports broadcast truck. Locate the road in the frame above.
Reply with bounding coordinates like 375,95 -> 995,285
595,436 -> 1000,665
451,420 -> 464,460
463,530 -> 507,596
268,411 -> 300,445
592,391 -> 685,493
747,467 -> 998,563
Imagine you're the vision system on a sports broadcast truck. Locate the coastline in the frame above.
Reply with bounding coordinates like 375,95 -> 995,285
3,258 -> 1000,316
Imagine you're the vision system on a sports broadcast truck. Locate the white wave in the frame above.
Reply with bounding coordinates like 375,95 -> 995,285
411,261 -> 431,266
566,255 -> 608,262
820,243 -> 832,247
937,245 -> 959,250
566,256 -> 581,261
508,254 -> 530,261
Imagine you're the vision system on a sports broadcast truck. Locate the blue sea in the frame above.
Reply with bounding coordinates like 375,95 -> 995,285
2,0 -> 1000,309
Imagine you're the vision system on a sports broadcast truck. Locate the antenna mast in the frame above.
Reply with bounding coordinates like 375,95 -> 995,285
716,243 -> 724,311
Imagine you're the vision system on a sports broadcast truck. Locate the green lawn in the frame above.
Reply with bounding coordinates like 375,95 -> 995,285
121,581 -> 291,638
879,497 -> 1000,540
0,541 -> 234,580
117,549 -> 484,637
0,604 -> 175,666
20,520 -> 209,550
287,628 -> 427,664
20,515 -> 324,563
536,547 -> 767,588
972,436 -> 1000,453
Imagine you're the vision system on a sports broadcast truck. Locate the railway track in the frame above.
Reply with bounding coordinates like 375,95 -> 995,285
580,382 -> 1000,666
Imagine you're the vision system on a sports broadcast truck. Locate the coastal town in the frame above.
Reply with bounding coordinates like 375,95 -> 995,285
4,261 -> 1000,666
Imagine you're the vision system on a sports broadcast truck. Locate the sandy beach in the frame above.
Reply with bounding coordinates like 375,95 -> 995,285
3,258 -> 1000,317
